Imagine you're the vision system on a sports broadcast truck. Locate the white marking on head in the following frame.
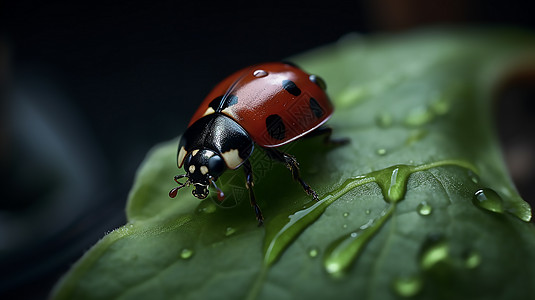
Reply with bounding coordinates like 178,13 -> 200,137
203,150 -> 215,158
178,146 -> 187,167
200,165 -> 209,175
189,165 -> 196,173
222,108 -> 237,118
221,149 -> 243,169
192,149 -> 199,156
202,107 -> 215,116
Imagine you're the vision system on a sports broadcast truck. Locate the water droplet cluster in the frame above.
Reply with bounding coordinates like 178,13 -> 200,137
391,235 -> 482,297
261,159 -> 530,281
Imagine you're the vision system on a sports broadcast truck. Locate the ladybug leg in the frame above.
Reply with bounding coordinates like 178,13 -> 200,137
263,148 -> 319,201
306,126 -> 349,146
243,160 -> 264,226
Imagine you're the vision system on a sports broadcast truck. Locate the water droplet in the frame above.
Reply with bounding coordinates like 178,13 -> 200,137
323,206 -> 393,277
373,165 -> 411,203
417,201 -> 432,216
180,248 -> 194,259
253,69 -> 268,77
506,200 -> 532,222
469,172 -> 479,184
225,227 -> 236,236
342,224 -> 348,229
309,74 -> 327,90
419,235 -> 449,271
463,250 -> 481,269
376,148 -> 387,156
308,247 -> 319,258
343,212 -> 349,217
376,112 -> 393,128
405,106 -> 434,126
263,199 -> 329,266
262,160 -> 480,268
472,188 -> 504,214
392,275 -> 423,298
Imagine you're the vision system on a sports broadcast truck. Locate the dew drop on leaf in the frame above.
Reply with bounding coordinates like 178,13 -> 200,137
308,247 -> 319,258
463,250 -> 481,269
376,148 -> 387,156
472,188 -> 504,214
417,201 -> 433,216
468,170 -> 479,184
419,235 -> 449,271
323,206 -> 393,277
180,248 -> 194,259
392,275 -> 423,298
374,165 -> 412,203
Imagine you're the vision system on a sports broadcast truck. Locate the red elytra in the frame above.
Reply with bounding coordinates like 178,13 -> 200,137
188,62 -> 333,147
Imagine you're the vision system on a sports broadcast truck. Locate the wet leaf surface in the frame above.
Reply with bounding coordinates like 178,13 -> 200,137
52,28 -> 535,300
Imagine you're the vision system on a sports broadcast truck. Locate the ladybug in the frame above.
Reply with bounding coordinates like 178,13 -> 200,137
170,62 -> 345,225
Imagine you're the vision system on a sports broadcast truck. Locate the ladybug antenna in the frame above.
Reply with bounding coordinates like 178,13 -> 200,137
211,179 -> 225,202
169,174 -> 189,198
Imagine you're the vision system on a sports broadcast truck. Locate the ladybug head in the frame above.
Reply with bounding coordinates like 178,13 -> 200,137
169,149 -> 227,200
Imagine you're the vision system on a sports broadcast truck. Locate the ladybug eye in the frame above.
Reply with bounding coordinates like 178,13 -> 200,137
208,155 -> 226,177
184,153 -> 193,167
253,69 -> 268,78
309,74 -> 327,90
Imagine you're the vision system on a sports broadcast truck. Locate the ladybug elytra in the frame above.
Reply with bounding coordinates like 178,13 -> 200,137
170,62 -> 346,225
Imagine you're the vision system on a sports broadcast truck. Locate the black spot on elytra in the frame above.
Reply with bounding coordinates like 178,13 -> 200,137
309,97 -> 324,118
222,94 -> 238,109
266,114 -> 286,140
210,94 -> 239,112
209,96 -> 223,111
282,80 -> 301,96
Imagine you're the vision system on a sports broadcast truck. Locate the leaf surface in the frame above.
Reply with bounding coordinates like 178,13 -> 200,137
52,28 -> 535,300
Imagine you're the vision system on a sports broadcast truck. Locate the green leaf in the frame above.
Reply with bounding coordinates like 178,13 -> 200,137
52,28 -> 535,300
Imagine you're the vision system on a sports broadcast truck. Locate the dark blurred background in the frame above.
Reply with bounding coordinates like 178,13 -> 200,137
1,0 -> 534,298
